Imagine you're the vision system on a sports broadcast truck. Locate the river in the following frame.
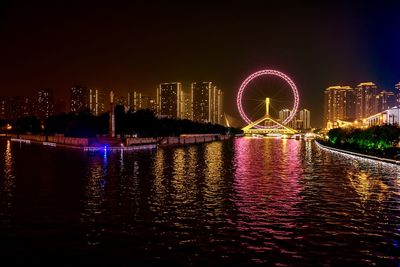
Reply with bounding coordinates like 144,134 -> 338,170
0,138 -> 399,266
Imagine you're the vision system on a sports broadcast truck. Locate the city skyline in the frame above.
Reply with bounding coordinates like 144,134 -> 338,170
1,1 -> 399,127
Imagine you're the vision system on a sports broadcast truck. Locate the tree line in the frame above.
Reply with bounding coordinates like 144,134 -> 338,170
1,106 -> 241,137
327,125 -> 400,152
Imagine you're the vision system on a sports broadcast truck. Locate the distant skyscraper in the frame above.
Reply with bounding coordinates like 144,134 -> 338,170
157,82 -> 182,118
395,82 -> 400,106
182,91 -> 192,120
0,98 -> 6,120
299,109 -> 311,129
191,82 -> 211,123
211,86 -> 224,125
355,82 -> 379,119
128,91 -> 142,111
324,85 -> 356,129
374,90 -> 397,114
70,85 -> 87,113
191,82 -> 223,124
279,109 -> 296,128
89,89 -> 105,116
141,96 -> 156,112
37,88 -> 54,119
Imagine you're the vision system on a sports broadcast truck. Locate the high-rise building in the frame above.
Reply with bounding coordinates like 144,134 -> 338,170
191,82 -> 223,124
210,86 -> 224,125
157,82 -> 182,118
355,82 -> 379,119
141,96 -> 156,112
181,91 -> 192,120
70,85 -> 87,113
395,82 -> 400,106
89,89 -> 105,116
191,82 -> 211,123
278,108 -> 296,128
299,109 -> 311,129
37,88 -> 54,119
324,86 -> 356,129
374,90 -> 397,114
128,91 -> 142,111
0,98 -> 6,120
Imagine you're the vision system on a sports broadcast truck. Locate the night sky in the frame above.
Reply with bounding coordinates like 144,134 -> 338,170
1,0 -> 399,127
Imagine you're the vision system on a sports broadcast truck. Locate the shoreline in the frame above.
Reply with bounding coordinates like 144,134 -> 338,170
6,134 -> 232,151
315,140 -> 400,165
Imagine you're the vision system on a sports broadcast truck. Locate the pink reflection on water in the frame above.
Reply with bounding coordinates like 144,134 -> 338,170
233,137 -> 304,253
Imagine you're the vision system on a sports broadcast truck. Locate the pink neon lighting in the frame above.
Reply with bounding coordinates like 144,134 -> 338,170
237,69 -> 299,129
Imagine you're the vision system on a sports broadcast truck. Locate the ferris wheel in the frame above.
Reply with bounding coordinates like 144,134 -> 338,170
237,69 -> 299,130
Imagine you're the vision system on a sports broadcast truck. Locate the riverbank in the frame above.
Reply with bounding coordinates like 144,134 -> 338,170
315,140 -> 400,165
7,133 -> 231,150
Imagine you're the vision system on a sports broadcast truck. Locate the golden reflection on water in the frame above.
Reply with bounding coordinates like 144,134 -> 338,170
347,170 -> 389,203
204,141 -> 223,211
81,152 -> 107,246
1,140 -> 15,228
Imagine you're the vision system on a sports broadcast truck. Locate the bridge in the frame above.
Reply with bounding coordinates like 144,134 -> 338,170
241,98 -> 298,136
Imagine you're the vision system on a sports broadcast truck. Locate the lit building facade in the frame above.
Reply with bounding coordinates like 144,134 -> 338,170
299,109 -> 311,129
181,92 -> 192,120
141,96 -> 156,112
157,82 -> 182,118
70,85 -> 87,113
324,85 -> 355,129
279,108 -> 298,128
374,90 -> 397,114
37,88 -> 54,119
366,106 -> 400,127
396,82 -> 400,105
355,82 -> 379,119
89,89 -> 105,116
128,91 -> 142,111
0,98 -> 5,120
191,82 -> 223,124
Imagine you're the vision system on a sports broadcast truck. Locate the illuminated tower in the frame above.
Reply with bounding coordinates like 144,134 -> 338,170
324,85 -> 355,129
395,82 -> 400,106
70,85 -> 87,113
355,82 -> 379,119
37,88 -> 54,119
157,82 -> 182,118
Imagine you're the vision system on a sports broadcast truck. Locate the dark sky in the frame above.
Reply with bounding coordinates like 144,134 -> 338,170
1,0 -> 399,127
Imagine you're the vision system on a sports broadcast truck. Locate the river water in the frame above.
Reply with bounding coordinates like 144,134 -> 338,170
0,138 -> 399,266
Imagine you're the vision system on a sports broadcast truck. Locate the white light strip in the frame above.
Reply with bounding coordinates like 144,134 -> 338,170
83,144 -> 157,152
315,140 -> 400,166
10,138 -> 31,144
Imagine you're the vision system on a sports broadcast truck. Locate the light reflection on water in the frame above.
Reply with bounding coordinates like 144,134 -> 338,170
0,138 -> 400,265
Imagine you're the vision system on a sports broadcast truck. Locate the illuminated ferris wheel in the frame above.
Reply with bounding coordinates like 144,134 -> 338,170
237,69 -> 299,131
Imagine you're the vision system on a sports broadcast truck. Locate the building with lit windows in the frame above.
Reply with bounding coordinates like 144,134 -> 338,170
141,96 -> 156,112
89,89 -> 105,116
157,82 -> 182,118
70,85 -> 87,113
0,98 -> 5,120
181,92 -> 192,120
374,90 -> 397,114
324,85 -> 355,129
299,109 -> 311,129
395,82 -> 400,105
128,91 -> 142,111
37,88 -> 54,119
191,82 -> 223,124
355,82 -> 379,119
